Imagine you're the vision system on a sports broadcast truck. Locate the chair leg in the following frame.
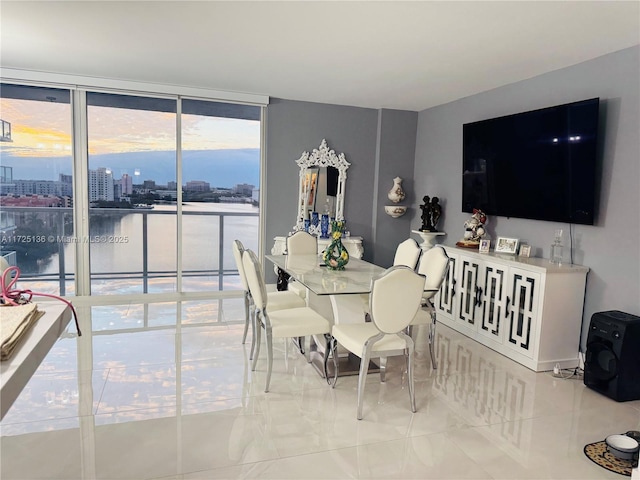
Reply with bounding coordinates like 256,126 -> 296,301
323,334 -> 332,382
242,292 -> 251,344
265,327 -> 273,393
330,337 -> 339,388
379,356 -> 387,383
251,311 -> 262,372
429,310 -> 438,370
357,346 -> 372,420
249,306 -> 257,361
302,336 -> 311,363
407,337 -> 417,413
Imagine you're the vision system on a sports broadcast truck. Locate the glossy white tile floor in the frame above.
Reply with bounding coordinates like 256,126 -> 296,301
2,299 -> 639,479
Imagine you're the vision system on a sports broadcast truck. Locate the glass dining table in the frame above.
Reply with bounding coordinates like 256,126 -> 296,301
266,254 -> 385,317
265,254 -> 387,378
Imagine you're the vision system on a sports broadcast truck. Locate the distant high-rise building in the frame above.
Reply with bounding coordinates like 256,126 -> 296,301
167,181 -> 177,190
1,179 -> 67,196
120,173 -> 133,195
1,165 -> 12,185
143,179 -> 156,190
89,167 -> 114,202
234,183 -> 255,196
59,174 -> 73,197
185,180 -> 210,192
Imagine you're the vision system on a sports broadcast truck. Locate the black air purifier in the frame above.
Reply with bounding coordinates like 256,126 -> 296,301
584,310 -> 640,402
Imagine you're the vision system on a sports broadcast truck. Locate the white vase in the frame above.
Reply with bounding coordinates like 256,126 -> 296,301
387,177 -> 405,203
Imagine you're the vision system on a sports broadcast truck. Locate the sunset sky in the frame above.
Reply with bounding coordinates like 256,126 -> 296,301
0,98 -> 260,159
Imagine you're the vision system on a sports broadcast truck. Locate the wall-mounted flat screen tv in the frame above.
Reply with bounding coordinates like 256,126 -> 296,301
462,98 -> 600,225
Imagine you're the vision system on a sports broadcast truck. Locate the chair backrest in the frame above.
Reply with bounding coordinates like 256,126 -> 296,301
242,249 -> 268,310
232,240 -> 250,292
286,231 -> 317,255
392,238 -> 421,269
369,266 -> 425,334
417,246 -> 450,294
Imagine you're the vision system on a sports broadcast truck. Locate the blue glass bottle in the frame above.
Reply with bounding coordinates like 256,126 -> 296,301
321,214 -> 329,238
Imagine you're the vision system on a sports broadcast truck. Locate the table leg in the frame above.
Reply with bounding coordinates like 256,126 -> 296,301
308,335 -> 379,381
307,294 -> 379,380
276,268 -> 290,291
329,293 -> 369,325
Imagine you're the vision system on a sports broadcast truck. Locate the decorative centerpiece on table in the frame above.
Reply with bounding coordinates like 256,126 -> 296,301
456,209 -> 487,249
322,220 -> 350,270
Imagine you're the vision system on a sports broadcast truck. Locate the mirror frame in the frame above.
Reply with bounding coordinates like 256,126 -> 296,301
294,139 -> 350,232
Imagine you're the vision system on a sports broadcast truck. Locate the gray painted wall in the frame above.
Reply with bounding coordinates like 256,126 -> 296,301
264,100 -> 419,280
264,99 -> 378,280
413,45 -> 640,349
263,47 -> 639,351
372,109 -> 419,267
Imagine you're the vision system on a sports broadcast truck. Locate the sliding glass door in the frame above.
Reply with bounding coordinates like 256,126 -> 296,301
180,99 -> 261,292
86,92 -> 178,295
1,82 -> 262,297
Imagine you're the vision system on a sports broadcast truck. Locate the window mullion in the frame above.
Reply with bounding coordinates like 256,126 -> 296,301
176,98 -> 183,292
71,89 -> 91,296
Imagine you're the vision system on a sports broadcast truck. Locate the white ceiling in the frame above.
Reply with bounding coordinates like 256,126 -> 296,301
1,1 -> 639,111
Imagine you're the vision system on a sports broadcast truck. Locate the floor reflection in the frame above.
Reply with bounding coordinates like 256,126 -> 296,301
1,301 -> 639,479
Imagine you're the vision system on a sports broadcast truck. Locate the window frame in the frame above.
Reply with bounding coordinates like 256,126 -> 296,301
0,70 -> 268,301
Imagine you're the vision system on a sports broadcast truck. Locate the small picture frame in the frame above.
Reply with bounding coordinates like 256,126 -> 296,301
479,239 -> 491,254
519,244 -> 532,258
495,236 -> 519,254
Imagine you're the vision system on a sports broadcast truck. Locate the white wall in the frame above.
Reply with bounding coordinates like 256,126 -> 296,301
413,46 -> 640,348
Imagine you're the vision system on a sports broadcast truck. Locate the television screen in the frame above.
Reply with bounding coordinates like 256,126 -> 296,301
462,98 -> 600,225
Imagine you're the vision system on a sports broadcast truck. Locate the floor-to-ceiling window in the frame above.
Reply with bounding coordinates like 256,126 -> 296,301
0,79 -> 265,299
0,84 -> 74,296
86,92 -> 178,295
180,99 -> 261,293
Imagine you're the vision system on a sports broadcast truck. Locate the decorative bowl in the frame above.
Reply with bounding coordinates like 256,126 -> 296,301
384,205 -> 407,218
605,434 -> 640,460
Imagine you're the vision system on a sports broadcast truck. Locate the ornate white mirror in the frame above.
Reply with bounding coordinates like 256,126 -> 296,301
294,139 -> 350,232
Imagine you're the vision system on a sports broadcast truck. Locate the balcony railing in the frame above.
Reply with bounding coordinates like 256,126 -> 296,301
0,206 -> 258,296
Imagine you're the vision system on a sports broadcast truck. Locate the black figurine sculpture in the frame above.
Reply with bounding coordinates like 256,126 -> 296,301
430,197 -> 442,230
420,196 -> 442,232
420,196 -> 432,231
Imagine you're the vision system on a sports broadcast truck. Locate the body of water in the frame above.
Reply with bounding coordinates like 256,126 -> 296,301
38,203 -> 259,292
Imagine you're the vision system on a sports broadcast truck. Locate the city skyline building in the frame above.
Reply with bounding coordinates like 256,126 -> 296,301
185,180 -> 210,192
88,167 -> 114,202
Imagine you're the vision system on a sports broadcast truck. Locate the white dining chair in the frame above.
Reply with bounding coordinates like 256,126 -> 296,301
285,231 -> 318,298
286,230 -> 318,254
330,265 -> 425,419
392,238 -> 421,270
242,248 -> 332,392
409,246 -> 450,369
232,240 -> 305,359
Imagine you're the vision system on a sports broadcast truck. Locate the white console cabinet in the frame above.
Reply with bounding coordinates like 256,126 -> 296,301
436,246 -> 589,372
